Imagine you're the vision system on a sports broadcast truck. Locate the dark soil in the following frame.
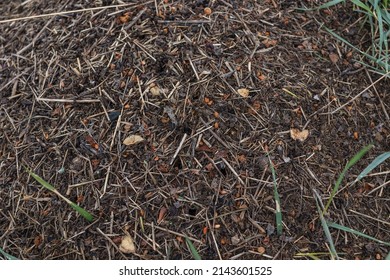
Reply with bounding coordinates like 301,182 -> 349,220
0,0 -> 389,260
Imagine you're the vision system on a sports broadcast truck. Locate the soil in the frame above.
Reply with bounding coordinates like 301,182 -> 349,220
0,0 -> 389,260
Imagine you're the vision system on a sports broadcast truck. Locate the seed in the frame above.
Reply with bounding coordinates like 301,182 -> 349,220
204,7 -> 212,15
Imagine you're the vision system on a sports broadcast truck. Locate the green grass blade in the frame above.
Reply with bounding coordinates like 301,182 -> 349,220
376,5 -> 384,55
371,0 -> 379,10
354,152 -> 390,183
69,202 -> 94,222
328,222 -> 390,246
295,252 -> 333,260
26,167 -> 94,222
324,145 -> 373,213
185,237 -> 202,260
386,252 -> 390,260
296,0 -> 345,11
268,156 -> 283,235
25,167 -> 55,191
313,190 -> 339,259
317,0 -> 345,9
0,247 -> 19,260
345,144 -> 374,169
324,27 -> 380,61
351,0 -> 374,15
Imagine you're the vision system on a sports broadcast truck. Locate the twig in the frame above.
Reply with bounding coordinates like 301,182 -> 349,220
200,117 -> 231,150
221,158 -> 245,186
170,133 -> 188,165
133,39 -> 157,62
365,69 -> 389,120
144,223 -> 202,244
17,16 -> 56,55
96,228 -> 129,259
157,20 -> 211,25
100,165 -> 111,198
36,98 -> 100,103
124,8 -> 147,31
187,56 -> 200,81
326,71 -> 389,115
0,2 -> 153,24
349,209 -> 390,226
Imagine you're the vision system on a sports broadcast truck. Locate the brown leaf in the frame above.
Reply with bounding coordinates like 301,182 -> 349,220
257,71 -> 267,81
118,13 -> 131,24
262,38 -> 278,47
290,128 -> 309,142
329,52 -> 339,64
76,194 -> 84,203
123,135 -> 144,145
196,144 -> 214,152
157,207 -> 167,224
34,235 -> 43,247
157,163 -> 170,173
51,106 -> 62,116
85,135 -> 99,150
91,158 -> 100,169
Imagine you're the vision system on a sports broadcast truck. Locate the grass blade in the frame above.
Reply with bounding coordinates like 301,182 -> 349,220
324,145 -> 373,213
295,0 -> 345,11
351,0 -> 374,15
354,152 -> 390,183
25,167 -> 55,191
185,237 -> 201,260
25,167 -> 94,222
0,247 -> 19,260
313,190 -> 338,259
345,144 -> 374,169
376,5 -> 384,55
328,222 -> 390,246
294,252 -> 333,260
324,26 -> 388,70
317,0 -> 345,9
386,252 -> 390,260
268,156 -> 283,235
69,202 -> 94,222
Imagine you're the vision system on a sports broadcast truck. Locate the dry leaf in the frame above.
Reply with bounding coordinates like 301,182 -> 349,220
290,128 -> 309,142
34,235 -> 43,247
119,234 -> 136,254
237,88 -> 249,98
329,52 -> 339,64
231,235 -> 240,245
118,13 -> 131,24
157,207 -> 167,224
150,85 -> 160,96
123,135 -> 144,145
157,163 -> 170,173
262,38 -> 278,47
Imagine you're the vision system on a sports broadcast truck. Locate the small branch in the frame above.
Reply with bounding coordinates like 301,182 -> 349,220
221,158 -> 245,186
36,98 -> 100,103
0,2 -> 153,24
327,71 -> 389,115
170,133 -> 188,165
